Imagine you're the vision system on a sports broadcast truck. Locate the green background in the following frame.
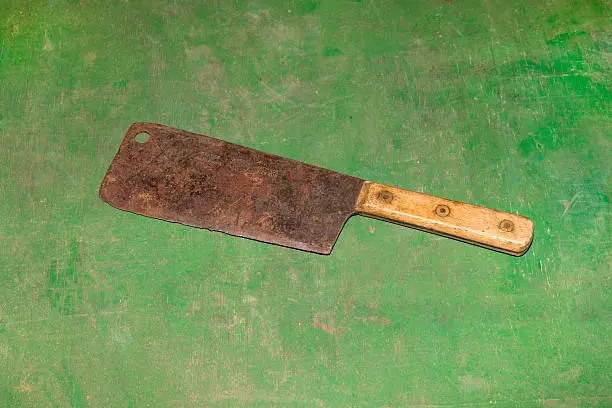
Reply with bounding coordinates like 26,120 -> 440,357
1,0 -> 610,406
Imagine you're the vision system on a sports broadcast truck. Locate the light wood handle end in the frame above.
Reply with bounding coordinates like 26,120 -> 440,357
356,182 -> 534,256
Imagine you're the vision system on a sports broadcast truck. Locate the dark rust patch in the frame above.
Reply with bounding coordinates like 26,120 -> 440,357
99,123 -> 365,254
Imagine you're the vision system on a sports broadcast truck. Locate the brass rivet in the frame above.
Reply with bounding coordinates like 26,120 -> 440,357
499,219 -> 515,232
377,190 -> 394,203
435,204 -> 450,217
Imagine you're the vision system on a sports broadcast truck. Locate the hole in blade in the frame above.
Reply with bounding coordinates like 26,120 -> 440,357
134,132 -> 150,143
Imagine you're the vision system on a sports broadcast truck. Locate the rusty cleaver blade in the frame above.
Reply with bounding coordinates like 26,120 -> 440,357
100,123 -> 534,256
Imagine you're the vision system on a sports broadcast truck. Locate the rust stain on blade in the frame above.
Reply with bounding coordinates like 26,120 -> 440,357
99,123 -> 365,254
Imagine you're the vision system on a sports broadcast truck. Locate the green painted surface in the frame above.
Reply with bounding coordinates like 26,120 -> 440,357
1,0 -> 610,406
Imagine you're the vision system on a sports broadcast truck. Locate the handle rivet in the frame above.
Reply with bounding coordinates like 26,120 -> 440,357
377,190 -> 394,203
499,219 -> 515,232
435,204 -> 450,217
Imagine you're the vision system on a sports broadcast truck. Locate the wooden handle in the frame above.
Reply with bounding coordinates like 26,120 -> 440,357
355,182 -> 534,256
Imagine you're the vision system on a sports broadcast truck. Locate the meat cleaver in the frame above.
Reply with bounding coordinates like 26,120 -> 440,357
99,123 -> 533,256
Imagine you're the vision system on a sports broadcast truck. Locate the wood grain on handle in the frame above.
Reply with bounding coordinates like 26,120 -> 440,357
355,182 -> 534,256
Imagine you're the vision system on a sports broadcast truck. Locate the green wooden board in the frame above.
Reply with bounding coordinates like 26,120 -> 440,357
1,0 -> 610,406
